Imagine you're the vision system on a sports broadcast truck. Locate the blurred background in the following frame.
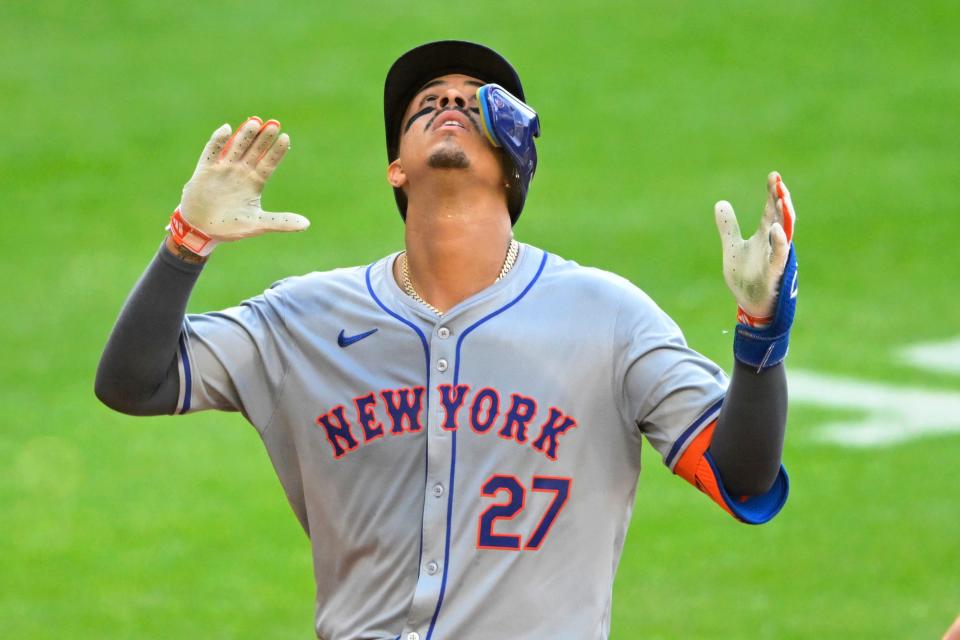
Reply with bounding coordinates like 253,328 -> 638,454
1,1 -> 958,637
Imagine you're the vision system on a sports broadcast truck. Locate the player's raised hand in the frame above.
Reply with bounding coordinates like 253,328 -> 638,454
170,117 -> 310,256
714,171 -> 797,327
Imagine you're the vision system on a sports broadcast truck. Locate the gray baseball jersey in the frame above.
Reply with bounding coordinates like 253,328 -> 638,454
173,243 -> 751,639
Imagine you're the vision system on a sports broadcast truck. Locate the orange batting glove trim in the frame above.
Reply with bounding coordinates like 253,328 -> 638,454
167,207 -> 216,256
774,174 -> 795,243
736,306 -> 773,328
673,421 -> 737,518
219,116 -> 263,159
254,119 -> 282,163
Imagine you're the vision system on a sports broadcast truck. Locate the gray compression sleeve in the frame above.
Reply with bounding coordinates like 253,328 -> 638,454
95,244 -> 204,415
707,361 -> 787,496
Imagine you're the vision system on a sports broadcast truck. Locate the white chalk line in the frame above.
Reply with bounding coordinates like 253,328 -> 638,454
789,337 -> 960,448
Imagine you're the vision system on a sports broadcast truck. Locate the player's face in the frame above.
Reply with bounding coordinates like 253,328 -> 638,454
391,74 -> 506,192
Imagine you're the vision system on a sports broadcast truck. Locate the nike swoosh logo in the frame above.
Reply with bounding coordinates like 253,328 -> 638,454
338,328 -> 378,348
790,272 -> 799,299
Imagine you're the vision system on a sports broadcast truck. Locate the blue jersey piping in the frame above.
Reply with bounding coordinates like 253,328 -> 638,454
365,262 -> 432,572
664,396 -> 724,468
365,263 -> 432,380
178,333 -> 192,414
425,249 -> 549,640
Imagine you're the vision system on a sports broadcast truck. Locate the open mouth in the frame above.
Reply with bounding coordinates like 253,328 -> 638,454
430,109 -> 474,132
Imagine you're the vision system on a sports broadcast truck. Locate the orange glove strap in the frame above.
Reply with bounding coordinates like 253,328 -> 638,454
167,208 -> 216,256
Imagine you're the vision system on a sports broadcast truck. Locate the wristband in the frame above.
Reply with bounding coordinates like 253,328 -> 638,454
166,208 -> 218,257
733,245 -> 798,371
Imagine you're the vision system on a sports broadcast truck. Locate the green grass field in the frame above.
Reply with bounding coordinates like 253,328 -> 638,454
2,1 -> 958,637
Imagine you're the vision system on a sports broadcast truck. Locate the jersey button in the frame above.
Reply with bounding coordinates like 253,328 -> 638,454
407,633 -> 420,640
437,326 -> 450,339
432,483 -> 444,497
426,561 -> 439,575
436,358 -> 448,372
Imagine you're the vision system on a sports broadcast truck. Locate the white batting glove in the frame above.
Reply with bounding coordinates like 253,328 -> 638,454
715,171 -> 797,327
169,116 -> 310,256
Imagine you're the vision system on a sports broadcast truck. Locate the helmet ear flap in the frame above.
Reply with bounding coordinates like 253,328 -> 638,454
477,83 -> 540,224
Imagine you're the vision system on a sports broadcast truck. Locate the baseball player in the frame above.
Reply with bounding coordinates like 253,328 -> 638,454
96,41 -> 796,639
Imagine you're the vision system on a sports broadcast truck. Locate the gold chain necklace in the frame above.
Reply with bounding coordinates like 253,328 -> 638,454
399,239 -> 520,316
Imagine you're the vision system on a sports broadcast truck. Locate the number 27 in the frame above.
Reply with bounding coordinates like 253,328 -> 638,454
477,475 -> 572,551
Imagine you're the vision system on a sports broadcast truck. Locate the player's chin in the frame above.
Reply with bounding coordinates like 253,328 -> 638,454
426,142 -> 471,170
